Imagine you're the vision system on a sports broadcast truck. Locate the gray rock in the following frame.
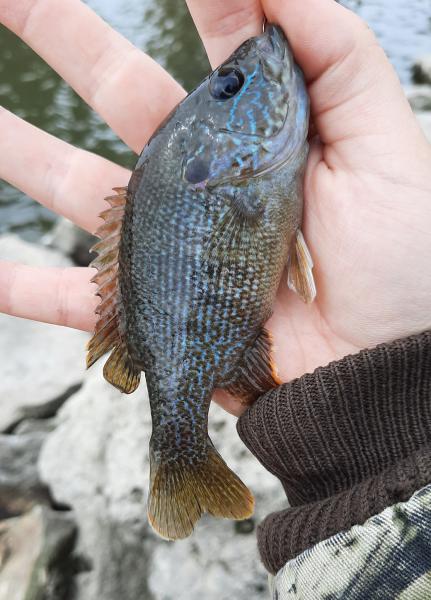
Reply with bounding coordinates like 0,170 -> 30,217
0,430 -> 51,518
0,235 -> 88,431
14,419 -> 57,436
404,85 -> 431,112
0,506 -> 76,600
39,365 -> 285,600
39,365 -> 159,600
43,219 -> 97,267
412,55 -> 431,85
416,112 -> 431,144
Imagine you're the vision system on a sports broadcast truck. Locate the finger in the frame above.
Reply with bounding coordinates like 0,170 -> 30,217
0,0 -> 185,153
262,0 -> 424,160
0,107 -> 129,234
0,261 -> 96,331
185,0 -> 263,68
263,0 -> 366,85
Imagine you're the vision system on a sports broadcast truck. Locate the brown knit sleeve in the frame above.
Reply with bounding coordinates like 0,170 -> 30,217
237,330 -> 431,574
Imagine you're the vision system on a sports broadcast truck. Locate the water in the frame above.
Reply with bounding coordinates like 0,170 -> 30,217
344,0 -> 431,82
0,0 -> 430,241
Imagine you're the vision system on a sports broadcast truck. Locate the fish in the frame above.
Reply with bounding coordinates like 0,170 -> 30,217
87,24 -> 316,540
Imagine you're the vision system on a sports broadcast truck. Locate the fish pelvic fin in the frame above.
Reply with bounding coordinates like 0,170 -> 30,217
220,328 -> 281,405
147,442 -> 254,540
86,186 -> 140,394
287,229 -> 316,303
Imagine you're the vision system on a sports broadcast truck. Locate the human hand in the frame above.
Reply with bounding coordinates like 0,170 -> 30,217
1,0 -> 430,416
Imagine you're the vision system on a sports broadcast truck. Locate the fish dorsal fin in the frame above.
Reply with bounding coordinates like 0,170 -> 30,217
220,328 -> 281,405
86,187 -> 141,394
287,229 -> 316,304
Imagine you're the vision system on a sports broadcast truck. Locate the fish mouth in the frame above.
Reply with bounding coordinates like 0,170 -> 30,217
258,24 -> 286,61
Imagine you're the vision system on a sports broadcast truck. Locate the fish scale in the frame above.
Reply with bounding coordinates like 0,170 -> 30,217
87,25 -> 316,540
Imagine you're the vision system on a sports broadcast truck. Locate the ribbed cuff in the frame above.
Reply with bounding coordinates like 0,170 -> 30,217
237,331 -> 431,574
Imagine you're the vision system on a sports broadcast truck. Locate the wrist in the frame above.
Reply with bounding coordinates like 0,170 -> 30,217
238,330 -> 431,573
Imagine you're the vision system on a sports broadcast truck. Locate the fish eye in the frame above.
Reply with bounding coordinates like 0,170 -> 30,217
209,67 -> 245,101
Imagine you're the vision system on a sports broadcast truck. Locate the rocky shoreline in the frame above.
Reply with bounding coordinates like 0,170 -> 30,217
0,66 -> 430,600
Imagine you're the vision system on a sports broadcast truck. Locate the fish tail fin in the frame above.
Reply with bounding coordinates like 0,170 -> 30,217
147,440 -> 254,540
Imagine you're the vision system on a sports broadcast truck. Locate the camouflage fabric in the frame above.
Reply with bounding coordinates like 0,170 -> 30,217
270,485 -> 431,599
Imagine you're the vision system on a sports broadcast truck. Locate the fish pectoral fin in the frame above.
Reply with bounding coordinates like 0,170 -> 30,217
147,439 -> 254,540
103,343 -> 141,394
86,186 -> 140,393
220,328 -> 281,405
287,229 -> 316,304
203,194 -> 263,262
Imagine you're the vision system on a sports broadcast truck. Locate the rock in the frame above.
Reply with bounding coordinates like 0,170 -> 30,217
40,365 -> 162,600
0,235 -> 88,432
0,506 -> 77,600
13,419 -> 57,436
412,55 -> 431,85
416,112 -> 431,144
39,365 -> 285,600
0,430 -> 52,519
0,314 -> 86,432
404,85 -> 431,112
43,219 -> 97,267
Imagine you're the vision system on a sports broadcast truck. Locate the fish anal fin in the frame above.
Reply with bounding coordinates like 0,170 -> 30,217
147,442 -> 254,540
221,328 -> 281,405
87,186 -> 140,393
103,344 -> 140,394
287,229 -> 316,303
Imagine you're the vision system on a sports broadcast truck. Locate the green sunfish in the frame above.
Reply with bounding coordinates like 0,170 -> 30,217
87,24 -> 316,540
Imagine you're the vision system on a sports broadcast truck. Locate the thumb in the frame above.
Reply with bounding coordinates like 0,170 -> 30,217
262,0 -> 427,171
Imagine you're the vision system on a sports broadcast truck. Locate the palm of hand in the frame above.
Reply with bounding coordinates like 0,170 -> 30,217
1,0 -> 430,417
262,14 -> 431,401
270,166 -> 430,388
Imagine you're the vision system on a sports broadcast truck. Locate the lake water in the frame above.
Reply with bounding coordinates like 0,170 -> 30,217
0,0 -> 430,240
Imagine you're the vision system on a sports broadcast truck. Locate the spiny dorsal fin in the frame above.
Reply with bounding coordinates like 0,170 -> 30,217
287,229 -> 316,304
86,186 -> 141,394
220,328 -> 281,405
